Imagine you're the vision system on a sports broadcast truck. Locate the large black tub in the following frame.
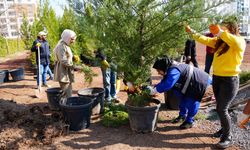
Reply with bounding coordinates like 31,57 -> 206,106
60,96 -> 93,131
9,68 -> 24,81
46,87 -> 63,111
0,70 -> 9,82
78,87 -> 105,115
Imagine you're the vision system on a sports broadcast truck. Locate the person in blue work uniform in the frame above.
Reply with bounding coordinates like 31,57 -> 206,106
149,56 -> 212,129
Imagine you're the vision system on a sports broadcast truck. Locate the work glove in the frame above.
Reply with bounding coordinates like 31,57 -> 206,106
36,42 -> 41,47
101,60 -> 110,70
73,55 -> 80,63
185,25 -> 196,34
209,24 -> 221,35
127,82 -> 135,92
147,86 -> 157,95
237,112 -> 250,129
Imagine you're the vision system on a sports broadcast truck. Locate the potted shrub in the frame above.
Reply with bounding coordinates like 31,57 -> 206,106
125,88 -> 161,133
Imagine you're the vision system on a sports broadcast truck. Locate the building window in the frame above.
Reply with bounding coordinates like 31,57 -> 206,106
1,32 -> 9,37
0,18 -> 6,23
8,11 -> 16,16
9,18 -> 16,22
0,24 -> 7,29
10,25 -> 17,30
11,32 -> 18,36
0,3 -> 4,9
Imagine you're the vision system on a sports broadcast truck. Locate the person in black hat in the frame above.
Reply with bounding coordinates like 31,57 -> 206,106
148,56 -> 212,129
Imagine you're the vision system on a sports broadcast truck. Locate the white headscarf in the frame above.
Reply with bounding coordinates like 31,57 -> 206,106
61,29 -> 76,45
53,29 -> 76,61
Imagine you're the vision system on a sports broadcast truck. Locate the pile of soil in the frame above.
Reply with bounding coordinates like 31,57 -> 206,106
0,99 -> 68,149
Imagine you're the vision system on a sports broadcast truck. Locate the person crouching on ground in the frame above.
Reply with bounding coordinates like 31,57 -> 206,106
148,56 -> 212,129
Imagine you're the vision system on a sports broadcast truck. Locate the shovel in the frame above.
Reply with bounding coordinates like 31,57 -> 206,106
35,45 -> 42,98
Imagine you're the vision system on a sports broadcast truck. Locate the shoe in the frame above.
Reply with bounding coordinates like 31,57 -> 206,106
42,84 -> 51,88
49,77 -> 54,80
112,98 -> 120,103
179,121 -> 193,129
213,129 -> 223,138
171,116 -> 186,124
216,137 -> 232,149
111,96 -> 120,103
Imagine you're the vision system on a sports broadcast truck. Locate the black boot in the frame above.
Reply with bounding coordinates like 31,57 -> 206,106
216,136 -> 232,149
213,128 -> 223,138
171,116 -> 186,124
179,121 -> 194,129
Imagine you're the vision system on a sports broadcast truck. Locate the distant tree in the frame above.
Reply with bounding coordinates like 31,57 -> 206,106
20,14 -> 32,50
39,0 -> 60,49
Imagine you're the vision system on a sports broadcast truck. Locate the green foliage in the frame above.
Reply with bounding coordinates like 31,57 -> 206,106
194,112 -> 207,121
127,89 -> 152,107
239,71 -> 250,84
0,37 -> 25,57
20,14 -> 33,50
67,0 -> 230,106
29,52 -> 36,66
68,0 -> 229,88
80,64 -> 98,85
102,103 -> 129,127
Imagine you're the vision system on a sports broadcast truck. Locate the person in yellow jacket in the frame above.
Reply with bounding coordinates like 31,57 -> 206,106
186,18 -> 246,149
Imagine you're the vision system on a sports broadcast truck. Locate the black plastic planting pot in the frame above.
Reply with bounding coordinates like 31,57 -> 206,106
60,96 -> 93,131
9,68 -> 24,81
125,99 -> 161,133
46,87 -> 63,111
0,70 -> 9,82
78,87 -> 105,115
0,71 -> 5,84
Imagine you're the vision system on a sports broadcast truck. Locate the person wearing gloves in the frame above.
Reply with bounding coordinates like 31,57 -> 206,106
148,56 -> 212,129
186,18 -> 246,149
237,99 -> 250,129
53,29 -> 78,99
94,48 -> 119,103
31,31 -> 52,88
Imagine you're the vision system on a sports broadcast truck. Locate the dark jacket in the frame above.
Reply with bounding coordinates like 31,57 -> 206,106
31,39 -> 50,65
184,39 -> 196,57
170,64 -> 209,101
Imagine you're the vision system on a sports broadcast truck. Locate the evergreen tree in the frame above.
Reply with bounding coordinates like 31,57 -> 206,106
20,14 -> 32,50
69,0 -> 232,87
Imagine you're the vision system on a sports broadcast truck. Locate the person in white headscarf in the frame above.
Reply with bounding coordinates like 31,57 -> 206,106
53,29 -> 77,99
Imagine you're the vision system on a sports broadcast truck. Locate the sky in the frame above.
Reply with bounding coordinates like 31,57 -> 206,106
49,0 -> 68,17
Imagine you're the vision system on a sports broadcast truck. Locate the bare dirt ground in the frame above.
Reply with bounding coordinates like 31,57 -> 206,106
0,51 -> 247,150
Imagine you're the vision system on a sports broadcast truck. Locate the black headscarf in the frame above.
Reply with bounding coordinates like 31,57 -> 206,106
153,56 -> 172,73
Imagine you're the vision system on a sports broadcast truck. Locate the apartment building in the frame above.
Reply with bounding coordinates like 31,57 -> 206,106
0,0 -> 37,39
208,0 -> 250,37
